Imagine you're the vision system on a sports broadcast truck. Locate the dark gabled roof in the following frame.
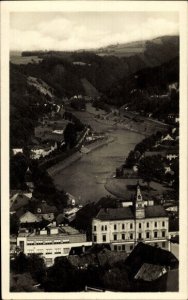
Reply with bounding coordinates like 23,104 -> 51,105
95,205 -> 167,221
145,206 -> 167,218
35,201 -> 58,214
134,263 -> 167,282
125,243 -> 178,278
96,207 -> 134,221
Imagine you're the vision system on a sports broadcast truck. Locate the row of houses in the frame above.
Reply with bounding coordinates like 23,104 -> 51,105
10,184 -> 179,267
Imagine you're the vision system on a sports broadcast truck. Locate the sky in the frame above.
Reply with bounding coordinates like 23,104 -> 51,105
10,12 -> 179,51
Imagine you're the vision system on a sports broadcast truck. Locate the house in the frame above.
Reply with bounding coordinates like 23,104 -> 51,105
166,151 -> 178,161
66,192 -> 76,206
92,184 -> 169,253
30,142 -> 57,160
34,200 -> 58,221
16,223 -> 92,266
12,148 -> 23,155
19,211 -> 41,225
161,134 -> 174,142
10,193 -> 31,214
124,242 -> 178,291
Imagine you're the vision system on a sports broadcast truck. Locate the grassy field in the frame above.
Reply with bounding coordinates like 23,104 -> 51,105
10,55 -> 42,65
105,177 -> 173,201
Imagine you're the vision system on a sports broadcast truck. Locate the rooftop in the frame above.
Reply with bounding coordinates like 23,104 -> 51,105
35,201 -> 58,214
95,205 -> 167,221
19,211 -> 41,223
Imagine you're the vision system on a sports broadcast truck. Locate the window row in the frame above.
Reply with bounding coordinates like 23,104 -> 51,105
93,221 -> 166,232
112,231 -> 166,241
114,244 -> 134,252
26,240 -> 68,245
27,248 -> 70,255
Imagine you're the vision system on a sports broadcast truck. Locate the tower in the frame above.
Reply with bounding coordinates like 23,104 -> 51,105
135,182 -> 145,219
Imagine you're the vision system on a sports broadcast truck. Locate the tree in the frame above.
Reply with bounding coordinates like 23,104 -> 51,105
10,153 -> 29,189
63,122 -> 77,149
102,267 -> 130,291
138,155 -> 164,189
27,254 -> 46,284
10,273 -> 40,292
10,213 -> 20,235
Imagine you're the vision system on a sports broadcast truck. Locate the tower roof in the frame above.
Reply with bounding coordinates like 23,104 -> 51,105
135,182 -> 143,202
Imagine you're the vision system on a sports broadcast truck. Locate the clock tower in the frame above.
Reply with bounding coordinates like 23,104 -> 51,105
135,183 -> 145,219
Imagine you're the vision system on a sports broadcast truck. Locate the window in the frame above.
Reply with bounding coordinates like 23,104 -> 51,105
146,232 -> 150,239
162,231 -> 166,237
63,248 -> 70,254
28,250 -> 34,254
155,222 -> 157,227
27,241 -> 34,245
46,249 -> 52,255
139,223 -> 141,229
122,245 -> 125,251
62,239 -> 69,243
138,233 -> 142,239
54,240 -> 61,244
93,225 -> 96,232
162,221 -> 165,227
118,246 -> 121,251
105,225 -> 107,231
130,223 -> 133,229
45,241 -> 52,245
114,234 -> 117,241
122,224 -> 125,230
162,242 -> 166,248
122,234 -> 125,240
130,233 -> 133,240
36,241 -> 43,245
130,245 -> 133,251
101,225 -> 104,231
114,245 -> 117,251
102,235 -> 106,242
114,224 -> 117,230
93,235 -> 97,242
55,248 -> 61,254
154,231 -> 158,238
147,222 -> 149,228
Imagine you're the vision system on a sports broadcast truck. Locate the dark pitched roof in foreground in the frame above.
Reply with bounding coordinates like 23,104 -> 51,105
96,205 -> 167,221
125,242 -> 178,279
134,263 -> 167,281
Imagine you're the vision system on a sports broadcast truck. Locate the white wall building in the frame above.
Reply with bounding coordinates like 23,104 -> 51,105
17,224 -> 92,266
92,185 -> 169,254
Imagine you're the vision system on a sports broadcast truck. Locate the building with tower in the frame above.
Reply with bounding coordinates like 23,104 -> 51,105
92,183 -> 169,254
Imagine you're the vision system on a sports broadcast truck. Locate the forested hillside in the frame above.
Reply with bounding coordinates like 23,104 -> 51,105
10,35 -> 179,147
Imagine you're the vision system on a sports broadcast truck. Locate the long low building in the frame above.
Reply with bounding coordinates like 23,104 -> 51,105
17,223 -> 92,266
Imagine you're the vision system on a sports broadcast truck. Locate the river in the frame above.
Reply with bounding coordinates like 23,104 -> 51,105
53,128 -> 143,205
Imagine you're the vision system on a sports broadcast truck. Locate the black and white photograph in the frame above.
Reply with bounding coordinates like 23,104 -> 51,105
1,1 -> 188,299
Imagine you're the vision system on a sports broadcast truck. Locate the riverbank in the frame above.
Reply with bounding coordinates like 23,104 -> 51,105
47,152 -> 82,176
80,136 -> 115,154
47,136 -> 115,177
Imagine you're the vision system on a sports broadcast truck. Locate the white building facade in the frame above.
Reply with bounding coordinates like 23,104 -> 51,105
17,224 -> 92,266
92,185 -> 169,253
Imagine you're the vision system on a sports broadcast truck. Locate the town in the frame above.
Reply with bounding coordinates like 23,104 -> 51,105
8,14 -> 180,293
10,82 -> 179,292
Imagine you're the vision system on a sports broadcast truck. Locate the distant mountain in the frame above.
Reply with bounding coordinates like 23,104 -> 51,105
96,35 -> 179,62
10,35 -> 179,102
